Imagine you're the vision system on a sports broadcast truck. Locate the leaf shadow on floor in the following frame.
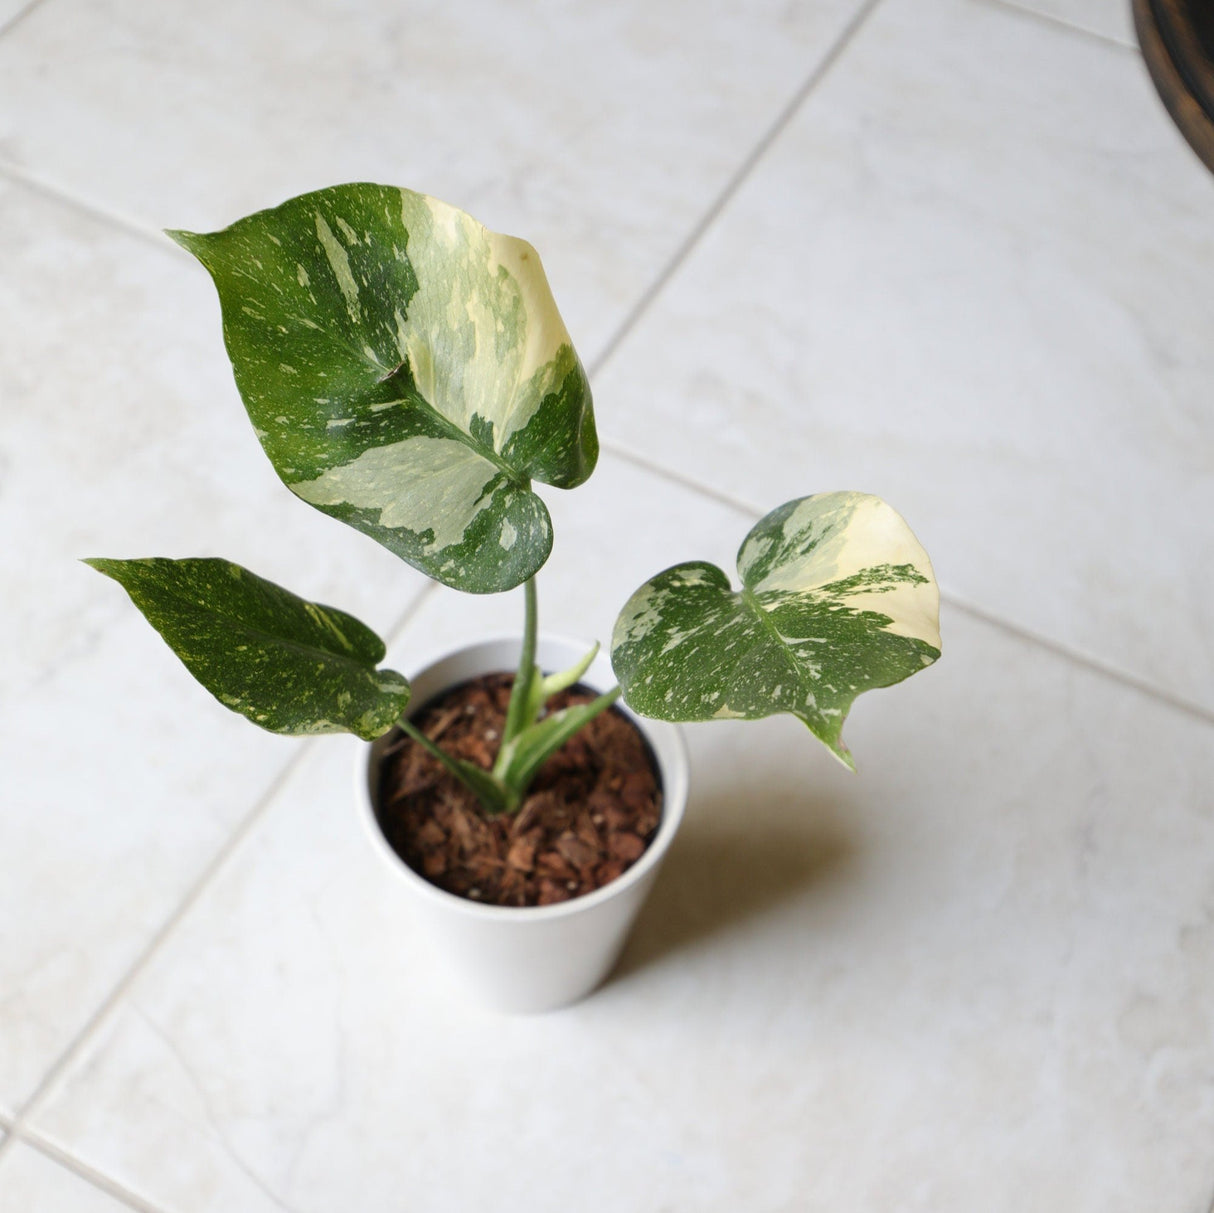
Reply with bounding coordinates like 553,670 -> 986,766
608,768 -> 861,989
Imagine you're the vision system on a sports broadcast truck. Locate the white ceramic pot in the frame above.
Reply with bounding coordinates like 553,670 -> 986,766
360,636 -> 689,1014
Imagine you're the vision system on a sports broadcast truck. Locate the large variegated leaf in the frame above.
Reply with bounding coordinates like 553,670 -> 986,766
169,184 -> 596,594
611,493 -> 941,768
86,557 -> 410,740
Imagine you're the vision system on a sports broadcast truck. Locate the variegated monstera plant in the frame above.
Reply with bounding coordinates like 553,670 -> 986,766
89,183 -> 940,817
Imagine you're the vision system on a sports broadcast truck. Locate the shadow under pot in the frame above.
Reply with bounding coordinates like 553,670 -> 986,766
359,636 -> 690,1014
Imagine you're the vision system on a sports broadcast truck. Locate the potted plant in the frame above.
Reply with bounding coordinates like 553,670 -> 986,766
87,183 -> 941,1012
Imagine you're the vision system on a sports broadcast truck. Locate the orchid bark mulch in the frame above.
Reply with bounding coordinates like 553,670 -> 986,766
375,672 -> 662,907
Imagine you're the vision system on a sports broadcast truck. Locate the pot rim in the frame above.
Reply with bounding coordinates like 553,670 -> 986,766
358,633 -> 690,924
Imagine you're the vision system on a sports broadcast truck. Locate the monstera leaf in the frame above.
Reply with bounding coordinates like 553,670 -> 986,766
86,557 -> 410,740
611,493 -> 941,768
170,184 -> 596,594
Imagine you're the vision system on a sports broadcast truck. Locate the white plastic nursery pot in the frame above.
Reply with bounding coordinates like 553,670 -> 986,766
360,636 -> 689,1014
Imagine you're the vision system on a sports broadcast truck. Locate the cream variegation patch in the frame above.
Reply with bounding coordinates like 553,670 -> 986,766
314,213 -> 361,324
292,436 -> 497,551
744,493 -> 940,648
395,191 -> 572,450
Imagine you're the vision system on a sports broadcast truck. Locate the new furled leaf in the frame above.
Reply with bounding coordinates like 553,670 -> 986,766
86,557 -> 410,740
169,184 -> 596,594
610,493 -> 941,768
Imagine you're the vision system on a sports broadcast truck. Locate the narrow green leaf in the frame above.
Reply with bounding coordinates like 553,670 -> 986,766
396,718 -> 513,816
170,184 -> 596,593
538,641 -> 600,700
610,493 -> 941,768
497,689 -> 622,801
86,557 -> 410,740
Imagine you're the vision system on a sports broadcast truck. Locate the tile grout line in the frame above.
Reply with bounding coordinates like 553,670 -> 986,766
0,580 -> 439,1182
975,0 -> 1137,51
599,437 -> 764,518
0,0 -> 49,40
586,0 -> 883,380
383,578 -> 442,648
0,0 -> 881,309
598,438 -> 1214,730
0,158 -> 176,256
938,592 -> 1214,727
0,742 -> 319,1155
8,1129 -> 170,1213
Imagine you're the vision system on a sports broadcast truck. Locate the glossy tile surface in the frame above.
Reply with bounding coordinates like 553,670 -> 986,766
598,0 -> 1214,715
0,0 -> 867,362
2,0 -> 1212,1207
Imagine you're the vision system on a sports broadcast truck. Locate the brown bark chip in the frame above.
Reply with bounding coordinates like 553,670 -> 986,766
375,673 -> 663,908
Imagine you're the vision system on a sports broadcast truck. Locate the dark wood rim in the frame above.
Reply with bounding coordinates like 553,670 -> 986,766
1150,0 -> 1214,117
1134,0 -> 1214,174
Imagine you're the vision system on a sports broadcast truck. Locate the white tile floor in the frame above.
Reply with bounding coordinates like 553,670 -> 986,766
1000,0 -> 1136,45
1,1 -> 1211,1210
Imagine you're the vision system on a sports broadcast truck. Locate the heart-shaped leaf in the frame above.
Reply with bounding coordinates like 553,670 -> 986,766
86,557 -> 410,740
170,184 -> 596,594
611,493 -> 941,768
